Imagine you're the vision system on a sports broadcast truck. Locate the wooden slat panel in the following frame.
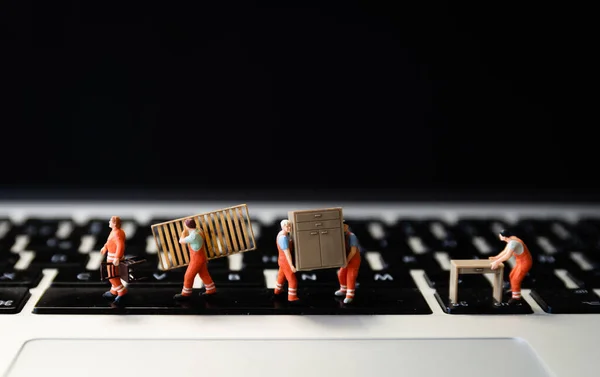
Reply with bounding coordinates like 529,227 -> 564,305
206,213 -> 220,257
218,211 -> 232,255
231,207 -> 246,250
244,205 -> 256,249
151,227 -> 166,270
224,208 -> 239,251
174,220 -> 190,264
198,214 -> 215,258
237,206 -> 251,249
211,213 -> 225,257
156,225 -> 173,270
150,204 -> 258,269
168,222 -> 184,266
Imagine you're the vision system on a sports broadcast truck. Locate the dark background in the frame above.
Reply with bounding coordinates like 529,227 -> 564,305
0,1 -> 595,201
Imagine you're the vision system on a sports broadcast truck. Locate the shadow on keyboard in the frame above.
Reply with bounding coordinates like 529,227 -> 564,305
2,215 -> 600,315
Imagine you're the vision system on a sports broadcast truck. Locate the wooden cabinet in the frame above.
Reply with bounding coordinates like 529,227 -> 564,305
287,207 -> 346,271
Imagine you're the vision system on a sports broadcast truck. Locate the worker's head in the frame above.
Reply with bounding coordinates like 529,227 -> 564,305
184,218 -> 196,229
109,216 -> 121,229
343,221 -> 350,233
499,229 -> 513,242
280,219 -> 291,233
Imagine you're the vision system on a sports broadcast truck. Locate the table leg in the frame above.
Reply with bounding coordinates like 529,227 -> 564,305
449,266 -> 458,304
492,265 -> 504,303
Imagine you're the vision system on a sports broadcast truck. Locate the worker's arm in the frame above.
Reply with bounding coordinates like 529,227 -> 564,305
179,229 -> 196,244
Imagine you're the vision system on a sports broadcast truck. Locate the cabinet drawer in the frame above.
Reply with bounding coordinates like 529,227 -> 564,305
295,219 -> 341,231
458,267 -> 495,274
295,210 -> 340,223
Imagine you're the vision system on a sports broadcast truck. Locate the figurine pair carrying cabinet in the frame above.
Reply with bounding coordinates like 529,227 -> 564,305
275,207 -> 363,304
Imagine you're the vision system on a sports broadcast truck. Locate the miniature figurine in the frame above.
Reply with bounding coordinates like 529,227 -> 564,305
490,229 -> 533,305
100,216 -> 128,304
274,219 -> 299,301
334,222 -> 362,304
173,218 -> 216,300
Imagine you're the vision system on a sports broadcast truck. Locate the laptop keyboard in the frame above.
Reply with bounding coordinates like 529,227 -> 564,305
1,215 -> 600,315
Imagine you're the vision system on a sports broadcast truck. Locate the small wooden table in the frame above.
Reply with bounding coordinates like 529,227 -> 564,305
449,259 -> 504,304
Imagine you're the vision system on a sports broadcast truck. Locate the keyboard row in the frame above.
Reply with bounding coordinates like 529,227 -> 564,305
1,263 -> 599,315
1,215 -> 600,315
2,217 -> 600,257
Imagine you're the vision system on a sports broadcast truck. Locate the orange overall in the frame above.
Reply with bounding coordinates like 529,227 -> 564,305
181,242 -> 216,296
104,228 -> 127,297
337,231 -> 362,300
507,236 -> 533,298
274,231 -> 298,301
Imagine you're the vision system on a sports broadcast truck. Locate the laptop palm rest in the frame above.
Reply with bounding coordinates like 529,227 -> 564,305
4,338 -> 552,377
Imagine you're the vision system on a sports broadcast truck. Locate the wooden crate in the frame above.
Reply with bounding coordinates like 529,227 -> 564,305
150,204 -> 257,271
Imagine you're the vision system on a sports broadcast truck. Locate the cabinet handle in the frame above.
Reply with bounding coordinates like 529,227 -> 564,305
320,230 -> 328,234
310,231 -> 318,235
314,222 -> 323,227
314,214 -> 322,218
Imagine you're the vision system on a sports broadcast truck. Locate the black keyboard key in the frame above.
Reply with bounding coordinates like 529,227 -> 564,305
455,219 -> 506,255
515,219 -> 573,254
566,269 -> 600,289
290,287 -> 432,314
532,253 -> 580,272
0,269 -> 43,287
30,252 -> 90,269
0,251 -> 19,267
52,269 -> 104,286
19,218 -> 71,237
32,287 -> 432,315
0,287 -> 31,314
380,249 -> 442,273
294,270 -> 338,287
521,271 -> 569,289
422,219 -> 460,251
358,269 -> 417,288
387,219 -> 432,253
242,251 -> 278,269
573,219 -> 600,249
210,269 -> 266,287
581,249 -> 600,267
434,288 -> 534,315
0,237 -> 16,254
123,270 -> 183,286
206,257 -> 229,269
424,270 -> 491,289
530,288 -> 600,313
25,236 -> 82,253
0,218 -> 16,248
